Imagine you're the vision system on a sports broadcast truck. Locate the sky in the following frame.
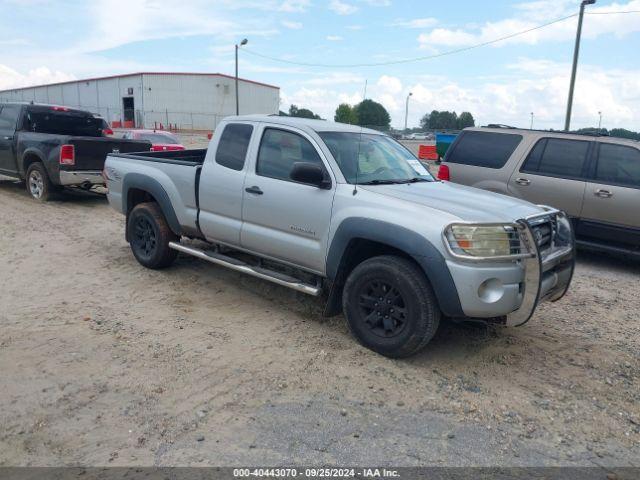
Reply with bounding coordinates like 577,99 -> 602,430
0,0 -> 639,130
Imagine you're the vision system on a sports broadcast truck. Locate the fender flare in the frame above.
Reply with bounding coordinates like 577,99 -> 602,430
122,172 -> 182,237
21,148 -> 46,176
324,217 -> 464,318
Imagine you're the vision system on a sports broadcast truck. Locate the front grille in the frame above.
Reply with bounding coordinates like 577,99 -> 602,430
530,220 -> 554,251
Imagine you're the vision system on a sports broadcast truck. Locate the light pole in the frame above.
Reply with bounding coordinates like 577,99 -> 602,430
564,0 -> 595,131
598,111 -> 602,129
235,38 -> 248,116
404,92 -> 412,131
530,112 -> 534,130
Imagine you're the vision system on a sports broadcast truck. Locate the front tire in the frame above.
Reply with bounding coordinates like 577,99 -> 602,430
342,255 -> 441,358
26,162 -> 54,202
127,202 -> 178,269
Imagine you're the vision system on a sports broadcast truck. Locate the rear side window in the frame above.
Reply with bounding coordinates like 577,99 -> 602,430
24,109 -> 102,136
446,131 -> 522,169
215,123 -> 253,171
595,143 -> 640,189
0,105 -> 21,131
257,128 -> 323,182
521,138 -> 589,179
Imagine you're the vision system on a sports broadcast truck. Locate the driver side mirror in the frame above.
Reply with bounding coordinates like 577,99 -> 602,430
290,162 -> 330,188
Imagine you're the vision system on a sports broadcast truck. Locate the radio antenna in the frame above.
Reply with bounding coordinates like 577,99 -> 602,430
352,125 -> 363,195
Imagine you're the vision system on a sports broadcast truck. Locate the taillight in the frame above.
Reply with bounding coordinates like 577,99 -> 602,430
59,144 -> 75,165
437,164 -> 450,181
103,128 -> 114,136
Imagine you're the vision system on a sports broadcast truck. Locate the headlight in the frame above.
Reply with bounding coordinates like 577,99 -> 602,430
444,224 -> 521,258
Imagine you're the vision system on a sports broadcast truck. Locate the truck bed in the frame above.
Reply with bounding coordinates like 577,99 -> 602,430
108,149 -> 207,166
66,137 -> 153,171
105,149 -> 207,236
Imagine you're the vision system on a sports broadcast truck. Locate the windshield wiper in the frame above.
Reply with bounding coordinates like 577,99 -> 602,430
357,179 -> 405,185
359,177 -> 431,185
405,177 -> 431,183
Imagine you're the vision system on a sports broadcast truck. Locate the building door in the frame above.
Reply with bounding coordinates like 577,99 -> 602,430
122,97 -> 135,124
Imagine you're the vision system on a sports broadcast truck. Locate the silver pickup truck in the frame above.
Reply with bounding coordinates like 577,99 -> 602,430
104,115 -> 575,358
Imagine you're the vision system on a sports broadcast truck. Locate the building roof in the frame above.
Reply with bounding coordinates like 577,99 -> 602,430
230,114 -> 387,134
0,71 -> 279,93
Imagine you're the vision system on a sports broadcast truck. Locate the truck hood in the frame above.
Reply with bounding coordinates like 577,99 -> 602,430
360,181 -> 543,223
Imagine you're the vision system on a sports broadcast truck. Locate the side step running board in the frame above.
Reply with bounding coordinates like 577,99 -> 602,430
168,241 -> 322,296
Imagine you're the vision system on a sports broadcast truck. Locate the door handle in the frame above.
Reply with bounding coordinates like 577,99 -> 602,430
594,189 -> 613,198
245,186 -> 263,195
515,177 -> 531,186
3,136 -> 12,140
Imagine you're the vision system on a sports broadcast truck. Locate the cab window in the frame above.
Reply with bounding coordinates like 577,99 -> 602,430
215,123 -> 253,171
0,105 -> 21,131
256,128 -> 323,182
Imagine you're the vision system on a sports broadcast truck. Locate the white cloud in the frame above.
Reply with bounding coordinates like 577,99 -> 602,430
391,17 -> 437,29
329,0 -> 358,15
0,65 -> 76,90
418,0 -> 640,48
277,0 -> 311,12
326,35 -> 343,41
302,72 -> 365,86
346,24 -> 364,30
281,20 -> 303,29
280,60 -> 640,130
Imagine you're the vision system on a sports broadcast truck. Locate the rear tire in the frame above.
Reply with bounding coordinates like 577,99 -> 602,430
26,162 -> 54,202
342,255 -> 441,358
127,202 -> 178,269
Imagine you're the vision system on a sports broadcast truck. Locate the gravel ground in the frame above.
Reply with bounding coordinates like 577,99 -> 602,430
0,176 -> 638,468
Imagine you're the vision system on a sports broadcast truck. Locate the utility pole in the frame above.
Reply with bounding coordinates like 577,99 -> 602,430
404,92 -> 413,131
564,0 -> 595,131
235,38 -> 248,116
530,112 -> 534,130
598,111 -> 602,129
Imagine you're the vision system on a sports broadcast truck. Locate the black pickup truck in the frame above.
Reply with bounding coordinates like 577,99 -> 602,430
0,102 -> 151,201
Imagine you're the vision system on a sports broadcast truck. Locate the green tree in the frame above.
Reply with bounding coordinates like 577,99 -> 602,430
288,104 -> 321,119
457,111 -> 475,129
421,110 -> 465,130
334,103 -> 358,124
609,128 -> 640,141
354,99 -> 390,130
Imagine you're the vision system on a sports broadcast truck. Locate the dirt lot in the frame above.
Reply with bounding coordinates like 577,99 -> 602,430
0,178 -> 638,468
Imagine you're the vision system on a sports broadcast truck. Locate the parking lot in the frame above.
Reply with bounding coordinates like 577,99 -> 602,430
0,167 -> 638,467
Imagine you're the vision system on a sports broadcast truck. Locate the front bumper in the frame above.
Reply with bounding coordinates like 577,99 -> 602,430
504,208 -> 574,326
59,170 -> 104,186
445,208 -> 575,325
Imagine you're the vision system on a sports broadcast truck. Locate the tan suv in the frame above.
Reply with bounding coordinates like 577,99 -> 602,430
438,127 -> 640,257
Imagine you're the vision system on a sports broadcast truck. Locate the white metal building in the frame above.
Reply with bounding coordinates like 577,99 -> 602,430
0,72 -> 280,130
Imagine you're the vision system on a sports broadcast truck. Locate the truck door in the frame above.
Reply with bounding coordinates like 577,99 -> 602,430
507,137 -> 590,217
198,122 -> 255,245
0,105 -> 21,174
579,142 -> 640,248
241,124 -> 336,273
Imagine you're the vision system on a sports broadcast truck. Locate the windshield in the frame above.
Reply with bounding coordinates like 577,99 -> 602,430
137,132 -> 179,144
319,132 -> 434,184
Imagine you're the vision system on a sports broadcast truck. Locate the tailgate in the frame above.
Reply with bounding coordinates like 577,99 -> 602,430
66,138 -> 152,170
